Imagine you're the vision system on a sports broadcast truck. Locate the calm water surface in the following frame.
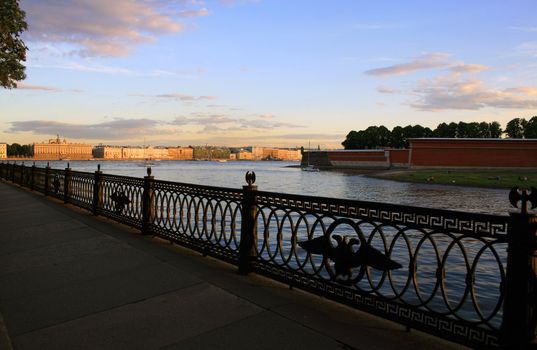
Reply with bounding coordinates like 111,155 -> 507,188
34,160 -> 510,215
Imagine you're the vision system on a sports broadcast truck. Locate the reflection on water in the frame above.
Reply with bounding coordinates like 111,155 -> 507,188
34,160 -> 510,215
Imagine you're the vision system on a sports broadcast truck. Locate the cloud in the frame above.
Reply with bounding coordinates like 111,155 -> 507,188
178,8 -> 209,17
8,118 -> 169,140
155,93 -> 216,101
514,41 -> 537,57
16,83 -> 61,92
364,53 -> 450,76
15,82 -> 82,93
411,74 -> 537,111
376,86 -> 400,94
22,0 -> 208,56
504,87 -> 537,97
509,26 -> 537,32
449,63 -> 490,74
171,113 -> 302,132
270,133 -> 344,141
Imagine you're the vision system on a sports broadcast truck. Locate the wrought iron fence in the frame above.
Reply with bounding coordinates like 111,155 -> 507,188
0,161 -> 535,349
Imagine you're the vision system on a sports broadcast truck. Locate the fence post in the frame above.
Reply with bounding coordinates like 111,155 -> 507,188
11,162 -> 16,183
64,163 -> 71,203
141,167 -> 154,235
501,186 -> 537,348
92,164 -> 103,215
238,171 -> 258,275
30,162 -> 35,191
44,162 -> 50,196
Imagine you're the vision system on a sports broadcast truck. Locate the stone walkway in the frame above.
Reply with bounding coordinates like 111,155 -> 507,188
0,181 -> 466,349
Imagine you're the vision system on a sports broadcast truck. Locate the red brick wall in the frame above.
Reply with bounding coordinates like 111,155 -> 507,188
328,151 -> 387,162
389,149 -> 410,164
410,139 -> 537,168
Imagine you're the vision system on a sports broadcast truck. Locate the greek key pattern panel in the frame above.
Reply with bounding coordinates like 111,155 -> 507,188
154,180 -> 243,201
255,191 -> 509,237
255,263 -> 499,348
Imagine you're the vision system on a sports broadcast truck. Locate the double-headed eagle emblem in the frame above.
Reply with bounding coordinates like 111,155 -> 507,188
298,219 -> 402,280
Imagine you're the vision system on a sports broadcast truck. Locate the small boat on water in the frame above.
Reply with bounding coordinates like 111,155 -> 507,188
302,142 -> 319,172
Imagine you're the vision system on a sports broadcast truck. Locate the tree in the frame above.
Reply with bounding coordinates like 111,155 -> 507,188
505,118 -> 527,138
488,121 -> 502,138
1,0 -> 28,88
477,122 -> 491,138
390,126 -> 405,148
524,116 -> 537,139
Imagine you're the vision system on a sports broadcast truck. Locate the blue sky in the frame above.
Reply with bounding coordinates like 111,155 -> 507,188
1,0 -> 536,147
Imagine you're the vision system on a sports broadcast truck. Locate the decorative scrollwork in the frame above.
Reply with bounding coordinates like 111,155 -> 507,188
110,190 -> 131,213
298,218 -> 402,281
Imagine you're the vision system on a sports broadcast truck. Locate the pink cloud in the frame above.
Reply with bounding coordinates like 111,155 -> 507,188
364,53 -> 450,76
23,0 -> 207,56
412,74 -> 537,111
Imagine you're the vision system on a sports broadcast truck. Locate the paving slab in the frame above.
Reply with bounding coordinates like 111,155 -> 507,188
162,311 -> 346,350
13,283 -> 262,350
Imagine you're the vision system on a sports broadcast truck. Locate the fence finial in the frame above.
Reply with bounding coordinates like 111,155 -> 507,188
97,164 -> 101,171
509,186 -> 537,214
67,162 -> 70,168
147,167 -> 152,176
245,171 -> 256,186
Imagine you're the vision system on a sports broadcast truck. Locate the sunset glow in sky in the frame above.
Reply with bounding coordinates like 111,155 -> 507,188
1,0 -> 536,148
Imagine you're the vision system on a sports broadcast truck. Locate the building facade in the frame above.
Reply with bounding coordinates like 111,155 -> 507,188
33,137 -> 93,160
0,143 -> 6,159
93,146 -> 193,160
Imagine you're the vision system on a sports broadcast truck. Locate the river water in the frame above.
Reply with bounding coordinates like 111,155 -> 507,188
31,159 -> 510,215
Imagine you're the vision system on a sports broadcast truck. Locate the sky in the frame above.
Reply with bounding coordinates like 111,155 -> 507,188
1,0 -> 536,148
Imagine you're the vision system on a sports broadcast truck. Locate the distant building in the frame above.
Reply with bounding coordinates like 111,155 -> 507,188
262,148 -> 301,161
243,146 -> 301,161
33,136 -> 93,160
0,143 -> 7,159
93,146 -> 193,160
0,143 -> 6,159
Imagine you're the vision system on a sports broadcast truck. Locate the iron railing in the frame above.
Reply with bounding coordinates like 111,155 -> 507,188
1,161 -> 535,349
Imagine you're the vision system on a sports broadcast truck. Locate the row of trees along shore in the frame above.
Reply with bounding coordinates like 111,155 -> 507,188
342,116 -> 537,149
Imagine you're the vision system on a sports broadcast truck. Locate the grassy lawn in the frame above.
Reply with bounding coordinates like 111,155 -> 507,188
379,170 -> 537,189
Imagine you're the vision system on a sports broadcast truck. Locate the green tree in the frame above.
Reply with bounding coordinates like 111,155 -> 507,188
390,126 -> 405,148
1,0 -> 28,88
488,121 -> 502,138
342,130 -> 360,149
524,116 -> 537,138
505,118 -> 527,138
477,122 -> 491,138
